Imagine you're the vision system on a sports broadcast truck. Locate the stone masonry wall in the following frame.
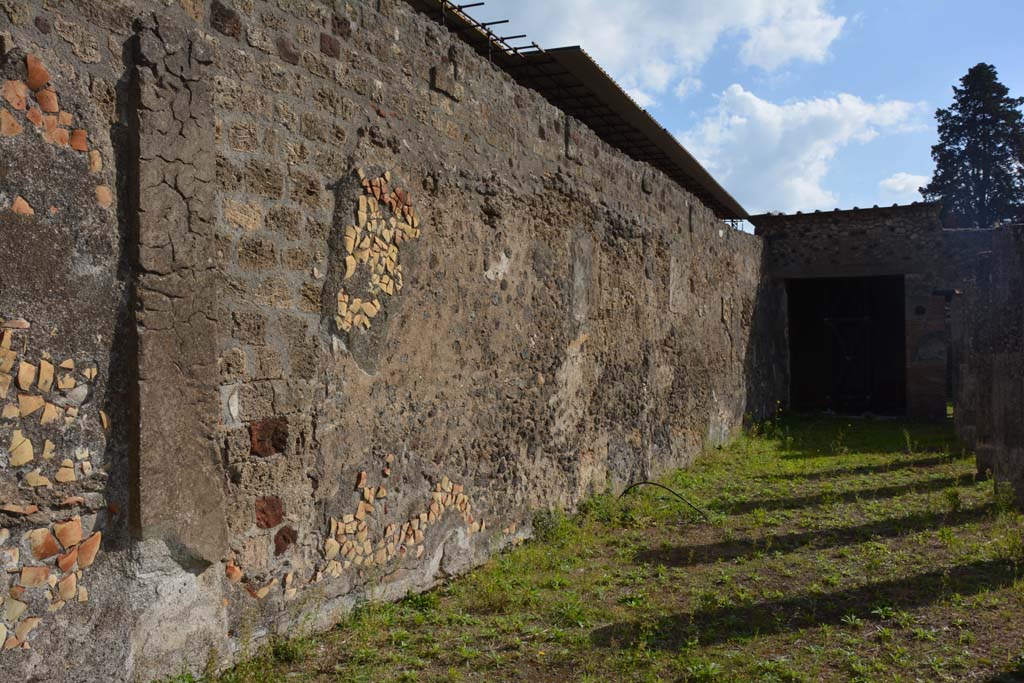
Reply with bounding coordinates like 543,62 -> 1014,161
953,225 -> 1024,507
0,1 -> 787,680
754,204 -> 993,419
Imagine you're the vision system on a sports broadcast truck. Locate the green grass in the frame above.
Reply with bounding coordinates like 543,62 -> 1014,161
166,414 -> 1024,683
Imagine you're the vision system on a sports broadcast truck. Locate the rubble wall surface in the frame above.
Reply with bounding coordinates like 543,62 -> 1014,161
0,1 -> 787,680
953,225 -> 1024,506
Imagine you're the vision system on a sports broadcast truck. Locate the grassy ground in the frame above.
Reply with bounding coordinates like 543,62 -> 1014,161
172,415 -> 1024,683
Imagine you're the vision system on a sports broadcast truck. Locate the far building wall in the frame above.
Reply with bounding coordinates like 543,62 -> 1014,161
753,203 -> 993,420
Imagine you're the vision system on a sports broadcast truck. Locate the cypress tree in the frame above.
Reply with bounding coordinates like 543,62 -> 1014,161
922,63 -> 1024,228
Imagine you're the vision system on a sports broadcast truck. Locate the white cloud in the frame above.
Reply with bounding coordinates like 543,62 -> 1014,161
626,88 -> 656,109
678,85 -> 925,213
879,172 -> 929,200
675,76 -> 704,99
493,1 -> 846,106
739,2 -> 845,70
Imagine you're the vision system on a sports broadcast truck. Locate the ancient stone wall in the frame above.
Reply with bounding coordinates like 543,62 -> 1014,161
754,204 -> 993,419
0,1 -> 787,680
953,225 -> 1024,507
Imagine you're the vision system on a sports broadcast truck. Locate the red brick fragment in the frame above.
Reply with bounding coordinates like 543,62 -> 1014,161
35,88 -> 58,113
254,496 -> 283,529
273,526 -> 297,556
54,517 -> 83,548
95,185 -> 113,208
57,548 -> 78,572
58,111 -> 72,127
225,562 -> 242,583
11,196 -> 33,215
77,532 -> 101,568
2,80 -> 27,110
0,110 -> 22,137
28,529 -> 60,559
26,107 -> 42,128
249,417 -> 288,457
0,503 -> 38,514
69,129 -> 87,151
46,126 -> 69,147
20,566 -> 49,588
25,55 -> 50,91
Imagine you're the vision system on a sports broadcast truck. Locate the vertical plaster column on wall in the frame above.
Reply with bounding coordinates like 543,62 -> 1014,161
132,14 -> 227,565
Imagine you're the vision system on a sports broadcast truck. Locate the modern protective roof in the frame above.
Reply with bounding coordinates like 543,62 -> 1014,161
405,0 -> 749,220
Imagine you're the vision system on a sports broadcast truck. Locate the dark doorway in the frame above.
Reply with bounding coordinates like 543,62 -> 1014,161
788,276 -> 906,415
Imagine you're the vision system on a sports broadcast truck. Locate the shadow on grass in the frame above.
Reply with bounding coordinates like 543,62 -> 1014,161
591,557 -> 1021,650
984,674 -> 1024,683
635,504 -> 993,569
761,452 -> 971,483
983,671 -> 1024,683
714,473 -> 977,515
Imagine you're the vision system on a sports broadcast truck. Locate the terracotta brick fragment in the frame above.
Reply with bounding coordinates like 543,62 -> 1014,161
77,532 -> 100,568
2,80 -> 26,110
54,517 -> 83,548
3,596 -> 26,623
210,0 -> 242,38
19,394 -> 44,417
254,496 -> 283,529
14,617 -> 40,641
319,33 -> 340,59
0,504 -> 38,515
26,106 -> 42,128
20,565 -> 50,588
45,126 -> 68,146
27,529 -> 60,559
11,196 -> 33,216
35,88 -> 58,113
249,417 -> 288,456
69,128 -> 87,151
273,526 -> 297,556
225,561 -> 243,583
89,149 -> 102,172
0,110 -> 21,137
275,36 -> 300,65
26,55 -> 50,91
58,111 -> 72,126
58,573 -> 76,600
57,548 -> 78,572
55,465 -> 76,483
95,185 -> 113,208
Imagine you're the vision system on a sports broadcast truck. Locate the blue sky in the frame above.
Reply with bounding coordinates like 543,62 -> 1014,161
468,1 -> 1024,215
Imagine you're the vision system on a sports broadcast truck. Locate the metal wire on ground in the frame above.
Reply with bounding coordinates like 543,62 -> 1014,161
618,481 -> 711,522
